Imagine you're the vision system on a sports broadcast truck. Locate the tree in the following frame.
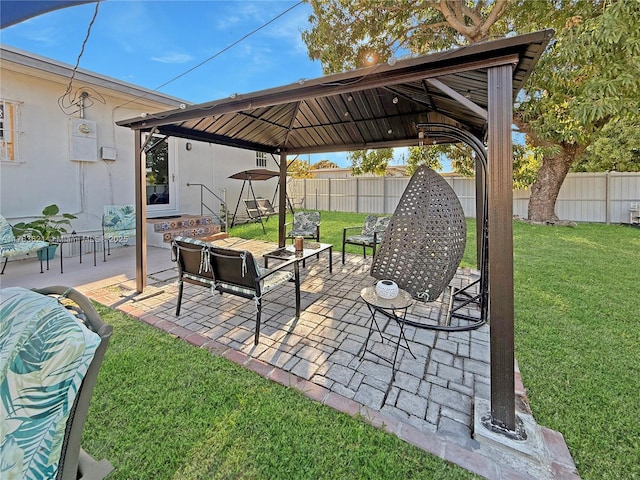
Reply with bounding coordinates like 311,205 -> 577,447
287,158 -> 312,178
311,159 -> 340,169
405,145 -> 445,176
573,117 -> 640,172
513,2 -> 640,221
302,0 -> 640,223
349,148 -> 393,176
303,0 -> 510,73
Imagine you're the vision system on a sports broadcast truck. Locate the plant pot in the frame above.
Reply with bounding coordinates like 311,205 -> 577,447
37,244 -> 58,261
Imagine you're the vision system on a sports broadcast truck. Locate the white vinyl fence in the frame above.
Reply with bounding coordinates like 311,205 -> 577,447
289,172 -> 640,224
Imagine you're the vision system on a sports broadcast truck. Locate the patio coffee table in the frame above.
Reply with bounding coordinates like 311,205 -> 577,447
360,286 -> 415,382
263,241 -> 333,273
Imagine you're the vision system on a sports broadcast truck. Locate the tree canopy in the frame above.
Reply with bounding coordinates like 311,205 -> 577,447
287,158 -> 312,178
302,0 -> 640,222
348,148 -> 393,176
311,159 -> 340,169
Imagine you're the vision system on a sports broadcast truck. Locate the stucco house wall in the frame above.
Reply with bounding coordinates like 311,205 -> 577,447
0,45 -> 276,239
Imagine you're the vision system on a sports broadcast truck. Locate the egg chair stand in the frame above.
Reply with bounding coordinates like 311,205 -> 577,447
370,147 -> 488,332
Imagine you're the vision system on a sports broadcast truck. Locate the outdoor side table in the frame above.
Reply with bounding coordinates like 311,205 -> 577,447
360,286 -> 415,381
51,235 -> 97,274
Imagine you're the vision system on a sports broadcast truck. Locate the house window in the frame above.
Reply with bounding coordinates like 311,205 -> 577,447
256,151 -> 267,168
0,100 -> 21,162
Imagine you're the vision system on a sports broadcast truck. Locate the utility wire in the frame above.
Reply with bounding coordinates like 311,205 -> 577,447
118,1 -> 304,108
58,1 -> 101,114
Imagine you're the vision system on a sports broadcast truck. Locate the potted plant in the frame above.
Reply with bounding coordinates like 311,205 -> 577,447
12,204 -> 77,260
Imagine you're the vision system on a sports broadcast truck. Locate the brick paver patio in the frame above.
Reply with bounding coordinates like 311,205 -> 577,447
2,244 -> 579,479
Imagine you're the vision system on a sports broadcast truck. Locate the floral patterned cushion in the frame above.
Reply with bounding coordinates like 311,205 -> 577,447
0,215 -> 48,259
102,205 -> 136,239
348,215 -> 390,244
0,215 -> 15,244
0,240 -> 49,257
288,211 -> 320,237
0,287 -> 100,480
374,216 -> 390,240
360,215 -> 379,236
216,267 -> 294,297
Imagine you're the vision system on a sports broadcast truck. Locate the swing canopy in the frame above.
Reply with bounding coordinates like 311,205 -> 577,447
228,169 -> 279,181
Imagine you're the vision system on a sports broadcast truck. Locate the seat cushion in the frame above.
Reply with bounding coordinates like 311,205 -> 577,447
287,229 -> 317,237
102,205 -> 136,239
361,215 -> 379,236
0,287 -> 101,480
345,234 -> 377,246
216,267 -> 294,297
259,269 -> 295,294
0,215 -> 15,244
289,212 -> 319,237
0,240 -> 49,257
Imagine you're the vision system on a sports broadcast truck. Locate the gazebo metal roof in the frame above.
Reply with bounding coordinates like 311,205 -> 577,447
117,30 -> 553,155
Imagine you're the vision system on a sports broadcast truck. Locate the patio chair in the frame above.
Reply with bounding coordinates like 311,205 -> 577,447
172,236 -> 217,316
101,204 -> 135,260
1,285 -> 114,480
0,214 -> 49,274
342,215 -> 390,264
285,211 -> 321,243
209,245 -> 300,344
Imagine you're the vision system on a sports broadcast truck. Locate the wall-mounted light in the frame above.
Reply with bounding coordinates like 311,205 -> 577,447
392,96 -> 399,104
186,142 -> 192,151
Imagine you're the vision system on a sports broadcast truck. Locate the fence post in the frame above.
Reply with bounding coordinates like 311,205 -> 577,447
605,171 -> 610,225
383,176 -> 387,214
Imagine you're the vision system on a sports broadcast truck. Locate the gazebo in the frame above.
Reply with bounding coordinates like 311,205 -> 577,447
117,29 -> 553,437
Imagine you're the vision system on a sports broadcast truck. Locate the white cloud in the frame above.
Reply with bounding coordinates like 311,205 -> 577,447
150,52 -> 194,64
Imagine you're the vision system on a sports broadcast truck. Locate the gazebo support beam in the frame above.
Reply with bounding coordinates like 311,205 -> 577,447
278,151 -> 287,247
135,128 -> 147,293
487,64 -> 516,431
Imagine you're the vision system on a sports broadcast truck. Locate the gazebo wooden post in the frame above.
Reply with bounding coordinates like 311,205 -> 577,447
487,63 -> 516,431
134,128 -> 147,293
278,151 -> 287,247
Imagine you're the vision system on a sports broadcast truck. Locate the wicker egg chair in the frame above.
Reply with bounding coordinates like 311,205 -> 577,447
370,165 -> 467,305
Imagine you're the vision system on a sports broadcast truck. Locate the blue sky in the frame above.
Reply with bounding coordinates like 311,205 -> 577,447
0,0 -> 424,169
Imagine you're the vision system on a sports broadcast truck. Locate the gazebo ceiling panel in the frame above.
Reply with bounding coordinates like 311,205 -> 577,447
118,30 -> 553,156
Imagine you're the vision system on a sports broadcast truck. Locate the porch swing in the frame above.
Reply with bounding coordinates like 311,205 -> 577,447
228,169 -> 282,233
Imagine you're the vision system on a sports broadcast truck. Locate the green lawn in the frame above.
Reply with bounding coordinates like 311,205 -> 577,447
83,213 -> 640,480
85,306 -> 475,480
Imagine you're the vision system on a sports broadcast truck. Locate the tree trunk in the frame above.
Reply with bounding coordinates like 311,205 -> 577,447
527,147 -> 580,223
